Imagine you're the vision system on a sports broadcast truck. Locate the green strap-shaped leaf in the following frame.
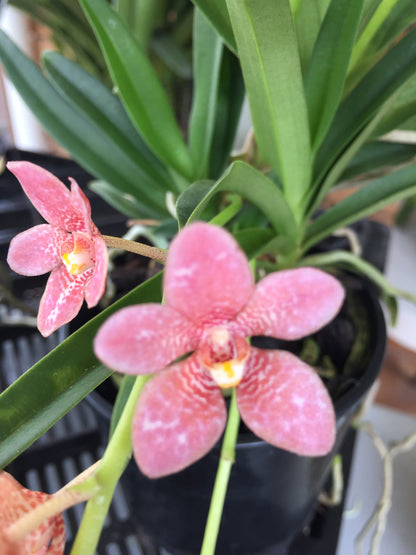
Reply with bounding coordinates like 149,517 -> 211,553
294,0 -> 326,75
347,0 -> 416,93
305,0 -> 364,151
340,141 -> 416,182
80,0 -> 194,180
177,161 -> 298,249
88,180 -> 154,219
43,51 -> 175,193
188,9 -> 224,179
314,26 -> 416,183
208,49 -> 245,179
10,0 -> 108,80
233,227 -> 277,259
305,85 -> 399,216
152,34 -> 193,80
348,0 -> 401,76
303,163 -> 416,252
0,30 -> 167,218
176,180 -> 216,227
372,73 -> 416,136
191,0 -> 236,53
226,0 -> 312,217
0,273 -> 163,469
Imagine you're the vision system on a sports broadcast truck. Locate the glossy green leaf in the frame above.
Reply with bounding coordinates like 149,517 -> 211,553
305,89 -> 399,215
88,180 -> 152,219
340,141 -> 416,181
80,0 -> 194,179
10,0 -> 108,81
109,375 -> 137,439
372,73 -> 416,136
305,0 -> 363,151
294,0 -> 325,74
0,30 -> 167,218
347,0 -> 416,93
315,26 -> 416,182
43,51 -> 175,193
176,180 -> 215,227
209,49 -> 245,179
233,227 -> 276,259
190,0 -> 236,53
226,0 -> 311,216
349,0 -> 401,72
177,162 -> 298,248
303,163 -> 416,252
189,9 -> 224,179
0,273 -> 163,469
152,34 -> 192,79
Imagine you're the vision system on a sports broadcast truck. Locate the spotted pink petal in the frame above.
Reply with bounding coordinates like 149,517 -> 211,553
69,178 -> 92,234
237,348 -> 335,456
233,267 -> 345,340
84,235 -> 108,308
164,222 -> 254,327
37,265 -> 88,337
94,304 -> 201,375
7,162 -> 88,232
0,472 -> 65,555
133,356 -> 226,477
7,225 -> 72,276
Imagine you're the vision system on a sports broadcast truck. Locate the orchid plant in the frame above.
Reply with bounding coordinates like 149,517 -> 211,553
2,0 -> 416,553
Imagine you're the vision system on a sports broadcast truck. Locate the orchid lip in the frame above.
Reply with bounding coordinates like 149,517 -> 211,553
61,231 -> 95,275
198,326 -> 250,388
208,359 -> 246,388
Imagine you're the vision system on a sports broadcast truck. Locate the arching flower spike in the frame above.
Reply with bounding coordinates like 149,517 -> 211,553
95,223 -> 345,478
7,162 -> 108,337
0,471 -> 65,554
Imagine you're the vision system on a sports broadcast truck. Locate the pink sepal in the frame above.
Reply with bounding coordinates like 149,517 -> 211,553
233,267 -> 345,340
237,348 -> 335,456
69,178 -> 92,234
37,265 -> 88,337
164,222 -> 254,327
0,471 -> 65,555
132,356 -> 226,477
7,162 -> 81,230
94,304 -> 201,375
7,225 -> 72,276
84,235 -> 108,308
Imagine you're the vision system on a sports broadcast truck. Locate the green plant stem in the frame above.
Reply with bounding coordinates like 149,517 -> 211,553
209,194 -> 243,227
103,235 -> 167,263
70,375 -> 149,555
200,388 -> 240,555
300,249 -> 416,304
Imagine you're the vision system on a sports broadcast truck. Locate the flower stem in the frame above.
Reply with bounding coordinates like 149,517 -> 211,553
70,375 -> 149,555
209,194 -> 243,227
200,389 -> 240,555
102,235 -> 167,263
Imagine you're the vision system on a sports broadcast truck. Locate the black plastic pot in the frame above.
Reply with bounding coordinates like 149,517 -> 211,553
87,275 -> 386,555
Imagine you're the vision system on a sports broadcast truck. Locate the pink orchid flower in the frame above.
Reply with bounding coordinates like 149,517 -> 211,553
0,471 -> 65,555
7,162 -> 108,337
95,223 -> 345,478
